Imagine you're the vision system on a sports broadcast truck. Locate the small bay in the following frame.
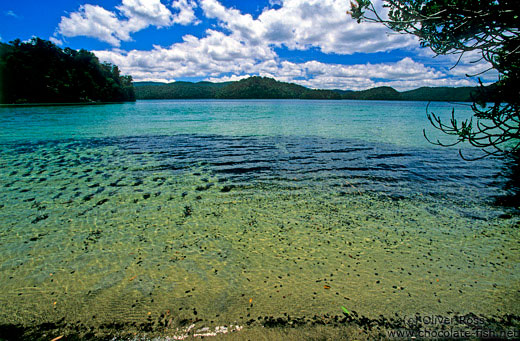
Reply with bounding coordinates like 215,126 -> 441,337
0,100 -> 518,337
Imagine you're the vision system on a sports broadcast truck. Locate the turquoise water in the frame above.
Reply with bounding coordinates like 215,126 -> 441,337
0,100 -> 471,145
0,100 -> 518,338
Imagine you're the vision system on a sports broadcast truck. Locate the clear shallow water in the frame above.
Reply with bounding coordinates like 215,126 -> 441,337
0,100 -> 518,337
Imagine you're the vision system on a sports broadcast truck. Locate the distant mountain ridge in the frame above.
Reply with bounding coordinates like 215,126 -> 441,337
134,76 -> 481,102
135,77 -> 340,100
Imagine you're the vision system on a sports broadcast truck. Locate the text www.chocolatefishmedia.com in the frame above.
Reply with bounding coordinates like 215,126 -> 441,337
387,328 -> 519,339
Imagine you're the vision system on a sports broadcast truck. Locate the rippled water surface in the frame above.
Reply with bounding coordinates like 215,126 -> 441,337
0,100 -> 518,337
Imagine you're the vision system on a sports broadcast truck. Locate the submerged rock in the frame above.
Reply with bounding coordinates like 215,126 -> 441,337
31,214 -> 49,224
221,185 -> 234,193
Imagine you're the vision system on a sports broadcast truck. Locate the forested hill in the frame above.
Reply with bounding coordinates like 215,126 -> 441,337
134,81 -> 229,99
0,38 -> 135,104
337,86 -> 479,101
135,77 -> 341,100
135,77 -> 480,102
215,77 -> 341,99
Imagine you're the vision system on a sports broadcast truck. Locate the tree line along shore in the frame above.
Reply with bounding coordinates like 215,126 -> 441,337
0,38 -> 135,104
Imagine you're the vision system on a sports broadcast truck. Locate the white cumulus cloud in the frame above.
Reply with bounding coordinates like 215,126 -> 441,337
56,0 -> 199,46
94,28 -> 276,81
56,0 -> 485,90
49,36 -> 63,46
94,36 -> 471,91
172,0 -> 200,25
200,0 -> 416,55
58,5 -> 123,46
205,74 -> 251,83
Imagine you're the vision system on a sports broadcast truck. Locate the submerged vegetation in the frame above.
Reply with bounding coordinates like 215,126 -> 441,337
135,76 -> 480,102
0,38 -> 135,104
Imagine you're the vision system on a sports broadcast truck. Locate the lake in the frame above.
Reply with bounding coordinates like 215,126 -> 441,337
0,100 -> 518,338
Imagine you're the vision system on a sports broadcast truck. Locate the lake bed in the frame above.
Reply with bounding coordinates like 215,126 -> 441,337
0,100 -> 518,339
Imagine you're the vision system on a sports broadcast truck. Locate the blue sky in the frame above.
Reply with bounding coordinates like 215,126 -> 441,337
0,0 -> 497,90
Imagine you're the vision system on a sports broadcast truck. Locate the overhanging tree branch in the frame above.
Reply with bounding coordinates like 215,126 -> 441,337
349,0 -> 519,158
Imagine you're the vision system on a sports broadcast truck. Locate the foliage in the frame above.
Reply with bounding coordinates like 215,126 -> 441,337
215,77 -> 341,99
136,77 -> 341,100
135,81 -> 228,99
136,77 -> 480,101
341,86 -> 401,100
400,87 -> 477,102
0,38 -> 135,104
350,0 -> 520,158
339,86 -> 478,100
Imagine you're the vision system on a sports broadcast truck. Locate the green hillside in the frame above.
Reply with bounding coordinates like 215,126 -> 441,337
135,77 -> 340,100
135,81 -> 228,99
135,77 -> 481,102
401,87 -> 477,102
214,77 -> 340,99
341,86 -> 401,100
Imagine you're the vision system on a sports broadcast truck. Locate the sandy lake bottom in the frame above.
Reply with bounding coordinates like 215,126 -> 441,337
0,133 -> 518,339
